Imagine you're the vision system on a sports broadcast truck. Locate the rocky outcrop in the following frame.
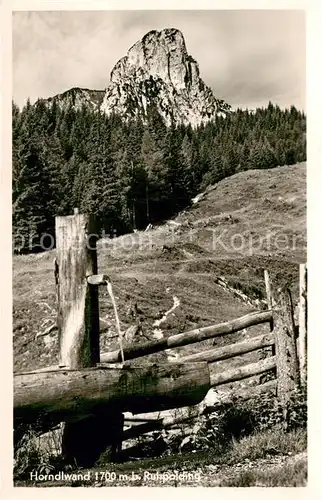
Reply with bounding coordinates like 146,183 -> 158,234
100,28 -> 231,126
43,28 -> 231,127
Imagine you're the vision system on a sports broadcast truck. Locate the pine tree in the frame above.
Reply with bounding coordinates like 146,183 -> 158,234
13,143 -> 54,252
141,128 -> 167,222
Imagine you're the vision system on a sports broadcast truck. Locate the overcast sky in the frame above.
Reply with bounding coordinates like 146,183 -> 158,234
12,10 -> 306,111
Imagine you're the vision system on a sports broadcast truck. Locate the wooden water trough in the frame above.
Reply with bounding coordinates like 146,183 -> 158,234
14,362 -> 210,429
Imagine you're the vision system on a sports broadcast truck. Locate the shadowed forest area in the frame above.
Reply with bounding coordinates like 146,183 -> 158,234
12,100 -> 306,252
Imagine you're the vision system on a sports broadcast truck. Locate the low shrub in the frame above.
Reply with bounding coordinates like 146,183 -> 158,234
169,385 -> 307,455
243,385 -> 307,431
14,424 -> 67,481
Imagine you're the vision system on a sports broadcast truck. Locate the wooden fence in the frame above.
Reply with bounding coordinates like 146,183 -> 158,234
13,211 -> 307,465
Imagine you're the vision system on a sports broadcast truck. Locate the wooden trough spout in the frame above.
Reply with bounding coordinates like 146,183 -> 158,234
87,274 -> 110,286
14,362 -> 210,430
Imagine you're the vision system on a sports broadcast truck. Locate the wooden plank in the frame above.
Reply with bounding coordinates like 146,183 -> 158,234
298,263 -> 307,386
125,378 -> 277,424
100,310 -> 272,363
203,379 -> 277,407
210,357 -> 276,387
55,212 -> 99,369
178,333 -> 274,363
14,363 -> 210,429
273,287 -> 300,401
122,380 -> 277,442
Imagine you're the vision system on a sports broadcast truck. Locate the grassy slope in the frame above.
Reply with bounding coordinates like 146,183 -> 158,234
13,163 -> 306,375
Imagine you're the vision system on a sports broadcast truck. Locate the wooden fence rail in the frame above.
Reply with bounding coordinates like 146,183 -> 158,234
179,332 -> 274,364
209,356 -> 276,387
100,310 -> 273,363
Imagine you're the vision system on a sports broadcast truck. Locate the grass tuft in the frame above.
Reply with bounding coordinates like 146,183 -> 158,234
226,426 -> 307,464
220,454 -> 307,487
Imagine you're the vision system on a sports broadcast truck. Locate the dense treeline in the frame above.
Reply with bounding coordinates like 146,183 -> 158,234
12,99 -> 306,252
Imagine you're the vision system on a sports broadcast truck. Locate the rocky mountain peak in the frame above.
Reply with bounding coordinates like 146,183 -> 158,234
100,28 -> 231,127
43,28 -> 231,127
110,28 -> 189,89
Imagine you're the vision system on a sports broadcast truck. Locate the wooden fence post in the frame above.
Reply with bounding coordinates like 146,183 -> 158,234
273,287 -> 300,401
55,209 -> 123,466
298,263 -> 307,386
264,270 -> 275,336
259,270 -> 275,384
264,269 -> 273,311
55,209 -> 99,368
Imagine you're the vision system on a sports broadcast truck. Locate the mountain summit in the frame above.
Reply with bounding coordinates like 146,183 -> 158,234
45,28 -> 231,127
100,28 -> 231,126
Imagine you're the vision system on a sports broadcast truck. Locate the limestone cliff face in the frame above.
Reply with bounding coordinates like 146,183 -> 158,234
100,28 -> 231,126
43,28 -> 231,127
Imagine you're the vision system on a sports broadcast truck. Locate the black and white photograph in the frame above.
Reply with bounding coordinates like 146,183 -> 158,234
10,7 -> 309,488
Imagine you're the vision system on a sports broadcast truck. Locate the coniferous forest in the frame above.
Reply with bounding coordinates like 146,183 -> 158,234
12,99 -> 306,252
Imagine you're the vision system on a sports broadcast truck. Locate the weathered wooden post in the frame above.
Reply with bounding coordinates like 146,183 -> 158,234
264,269 -> 274,311
259,270 -> 275,384
55,208 -> 99,368
55,209 -> 123,466
298,263 -> 307,386
264,270 -> 275,335
272,287 -> 300,402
